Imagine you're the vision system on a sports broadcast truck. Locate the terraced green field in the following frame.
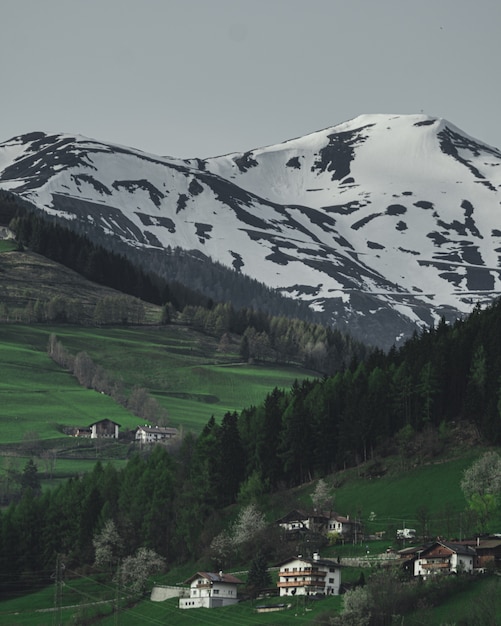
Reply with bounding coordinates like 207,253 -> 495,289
0,323 -> 315,443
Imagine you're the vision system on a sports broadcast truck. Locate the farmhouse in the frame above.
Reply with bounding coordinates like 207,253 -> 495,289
73,419 -> 120,439
325,513 -> 362,541
276,553 -> 342,596
135,425 -> 179,444
413,541 -> 476,578
178,571 -> 243,609
89,419 -> 120,439
276,509 -> 325,534
276,509 -> 362,541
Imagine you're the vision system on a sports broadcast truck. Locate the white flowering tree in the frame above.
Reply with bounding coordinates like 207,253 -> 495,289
460,451 -> 501,530
118,547 -> 166,595
93,519 -> 123,571
311,478 -> 334,512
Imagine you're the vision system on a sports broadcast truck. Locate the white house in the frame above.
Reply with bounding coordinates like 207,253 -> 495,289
413,541 -> 476,579
276,509 -> 361,541
326,513 -> 362,541
179,571 -> 243,609
135,425 -> 179,444
276,509 -> 324,533
276,553 -> 342,597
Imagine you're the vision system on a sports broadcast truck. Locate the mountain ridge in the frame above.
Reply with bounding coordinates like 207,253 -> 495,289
1,113 -> 501,348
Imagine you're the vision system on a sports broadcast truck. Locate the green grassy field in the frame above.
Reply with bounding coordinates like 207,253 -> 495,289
0,580 -> 343,626
333,453 -> 480,539
0,323 -> 314,442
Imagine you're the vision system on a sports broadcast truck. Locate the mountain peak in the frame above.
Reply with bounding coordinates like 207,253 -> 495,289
1,114 -> 501,348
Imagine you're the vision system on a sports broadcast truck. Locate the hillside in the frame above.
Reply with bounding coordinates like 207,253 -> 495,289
2,114 -> 501,347
0,247 -> 161,324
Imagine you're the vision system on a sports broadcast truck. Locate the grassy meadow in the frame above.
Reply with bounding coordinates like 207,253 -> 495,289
0,323 -> 314,443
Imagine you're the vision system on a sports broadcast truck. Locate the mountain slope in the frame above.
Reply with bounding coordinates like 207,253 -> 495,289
1,114 -> 501,348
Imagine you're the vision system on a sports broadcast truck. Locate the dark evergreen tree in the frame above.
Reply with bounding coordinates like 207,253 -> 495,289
247,551 -> 272,597
20,459 -> 40,495
218,412 -> 245,506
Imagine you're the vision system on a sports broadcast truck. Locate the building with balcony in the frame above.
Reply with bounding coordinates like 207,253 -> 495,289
276,553 -> 342,597
413,541 -> 476,579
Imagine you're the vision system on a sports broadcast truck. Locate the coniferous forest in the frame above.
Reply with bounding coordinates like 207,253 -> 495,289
1,293 -> 501,594
2,192 -> 501,605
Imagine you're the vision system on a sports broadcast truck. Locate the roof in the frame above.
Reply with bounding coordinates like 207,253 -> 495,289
275,509 -> 314,524
397,545 -> 425,557
418,541 -> 477,557
137,425 -> 178,435
89,419 -> 121,427
183,571 -> 244,585
477,539 -> 501,550
275,509 -> 357,525
276,555 -> 342,569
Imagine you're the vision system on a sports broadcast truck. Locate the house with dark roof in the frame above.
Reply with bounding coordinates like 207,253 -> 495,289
276,509 -> 362,541
178,571 -> 244,609
413,541 -> 476,578
276,553 -> 342,597
89,419 -> 120,439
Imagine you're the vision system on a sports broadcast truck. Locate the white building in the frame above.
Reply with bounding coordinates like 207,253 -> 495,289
277,553 -> 342,597
135,425 -> 178,444
413,541 -> 476,579
179,571 -> 243,609
276,509 -> 362,541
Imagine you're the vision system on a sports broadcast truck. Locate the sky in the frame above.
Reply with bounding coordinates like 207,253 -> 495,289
2,0 -> 501,158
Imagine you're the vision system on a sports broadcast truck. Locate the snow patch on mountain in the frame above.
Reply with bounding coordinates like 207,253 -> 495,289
1,113 -> 501,347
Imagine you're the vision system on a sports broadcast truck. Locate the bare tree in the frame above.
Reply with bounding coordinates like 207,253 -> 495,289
74,351 -> 96,388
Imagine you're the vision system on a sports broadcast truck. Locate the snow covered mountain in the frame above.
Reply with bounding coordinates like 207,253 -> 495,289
1,113 -> 501,348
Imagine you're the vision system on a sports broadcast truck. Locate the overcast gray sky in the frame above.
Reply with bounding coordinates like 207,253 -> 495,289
2,0 -> 500,158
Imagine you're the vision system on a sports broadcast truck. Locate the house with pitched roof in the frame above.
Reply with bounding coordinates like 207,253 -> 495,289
179,571 -> 244,609
413,541 -> 476,578
135,425 -> 179,444
276,509 -> 361,542
276,553 -> 342,597
89,419 -> 120,438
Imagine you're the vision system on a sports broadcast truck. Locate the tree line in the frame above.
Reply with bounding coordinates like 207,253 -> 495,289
233,301 -> 501,489
180,301 -> 367,373
4,195 -> 326,324
47,334 -> 169,427
2,298 -> 501,594
4,199 -> 368,374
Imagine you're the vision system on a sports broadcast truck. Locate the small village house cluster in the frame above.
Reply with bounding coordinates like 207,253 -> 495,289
73,419 -> 178,442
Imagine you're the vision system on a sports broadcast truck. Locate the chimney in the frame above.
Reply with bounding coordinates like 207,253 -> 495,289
313,552 -> 320,561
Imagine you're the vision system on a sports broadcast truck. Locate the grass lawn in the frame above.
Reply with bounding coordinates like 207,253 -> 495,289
94,593 -> 343,626
333,453 -> 480,539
